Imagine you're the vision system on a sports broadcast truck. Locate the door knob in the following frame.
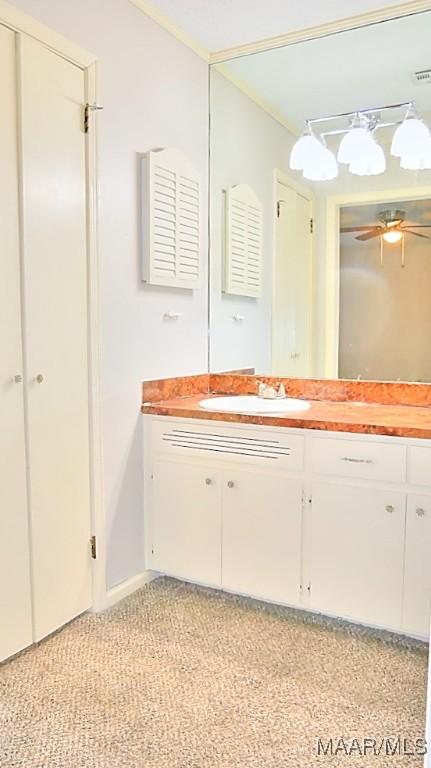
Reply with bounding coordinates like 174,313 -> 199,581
416,507 -> 426,517
35,374 -> 44,383
385,504 -> 394,514
227,480 -> 235,489
14,374 -> 22,383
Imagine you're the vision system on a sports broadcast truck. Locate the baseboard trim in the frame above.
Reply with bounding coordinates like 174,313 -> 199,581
102,570 -> 160,610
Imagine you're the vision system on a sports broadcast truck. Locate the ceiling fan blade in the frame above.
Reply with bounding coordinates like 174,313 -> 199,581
402,229 -> 430,239
356,230 -> 384,241
340,226 -> 380,233
400,225 -> 431,229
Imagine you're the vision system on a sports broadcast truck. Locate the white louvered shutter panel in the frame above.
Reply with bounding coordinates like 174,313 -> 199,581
142,148 -> 202,289
224,184 -> 263,298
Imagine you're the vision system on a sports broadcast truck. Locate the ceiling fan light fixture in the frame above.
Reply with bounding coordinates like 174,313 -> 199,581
382,229 -> 403,244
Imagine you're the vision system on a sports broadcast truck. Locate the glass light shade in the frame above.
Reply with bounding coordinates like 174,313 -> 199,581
348,137 -> 386,176
391,117 -> 431,158
302,144 -> 338,181
382,230 -> 403,244
289,132 -> 323,171
399,143 -> 431,170
337,126 -> 372,165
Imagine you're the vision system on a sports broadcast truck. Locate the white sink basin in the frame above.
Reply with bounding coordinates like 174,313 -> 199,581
199,395 -> 310,415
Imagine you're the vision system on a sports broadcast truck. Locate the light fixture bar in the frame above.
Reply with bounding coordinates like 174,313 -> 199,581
321,119 -> 403,139
306,101 -> 413,127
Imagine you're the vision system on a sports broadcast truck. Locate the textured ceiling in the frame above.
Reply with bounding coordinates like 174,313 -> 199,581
141,0 -> 406,52
220,11 -> 431,133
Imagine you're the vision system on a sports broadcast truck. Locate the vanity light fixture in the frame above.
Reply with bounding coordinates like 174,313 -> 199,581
290,101 -> 431,181
289,123 -> 321,170
391,104 -> 431,169
289,123 -> 338,180
302,142 -> 338,181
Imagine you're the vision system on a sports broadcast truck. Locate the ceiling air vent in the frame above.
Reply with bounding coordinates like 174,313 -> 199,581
413,69 -> 431,84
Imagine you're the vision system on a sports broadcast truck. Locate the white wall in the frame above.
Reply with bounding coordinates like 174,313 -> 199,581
210,69 -> 313,373
339,234 -> 431,382
7,0 -> 209,589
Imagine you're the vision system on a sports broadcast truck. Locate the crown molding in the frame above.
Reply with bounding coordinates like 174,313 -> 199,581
214,63 -> 299,137
129,0 -> 209,61
128,0 -> 431,66
209,0 -> 431,62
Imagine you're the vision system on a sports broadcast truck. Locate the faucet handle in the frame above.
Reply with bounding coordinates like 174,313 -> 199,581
257,380 -> 266,397
277,383 -> 286,398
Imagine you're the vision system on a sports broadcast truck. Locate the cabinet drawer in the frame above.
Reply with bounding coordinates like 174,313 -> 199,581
311,437 -> 406,483
408,447 -> 431,487
151,420 -> 304,471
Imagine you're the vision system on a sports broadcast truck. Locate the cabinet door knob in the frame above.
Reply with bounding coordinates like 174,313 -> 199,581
227,480 -> 235,489
385,504 -> 394,514
205,478 -> 212,486
416,507 -> 426,517
35,374 -> 44,383
14,374 -> 22,383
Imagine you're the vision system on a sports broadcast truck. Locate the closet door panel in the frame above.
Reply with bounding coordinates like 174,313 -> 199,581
0,25 -> 33,662
19,35 -> 92,640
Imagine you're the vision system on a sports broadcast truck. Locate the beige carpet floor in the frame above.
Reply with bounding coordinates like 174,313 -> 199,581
0,577 -> 428,768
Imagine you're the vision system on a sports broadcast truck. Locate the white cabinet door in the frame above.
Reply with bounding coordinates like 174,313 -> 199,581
19,36 -> 91,641
310,482 -> 405,630
151,461 -> 221,587
0,24 -> 33,662
222,470 -> 303,605
403,495 -> 431,639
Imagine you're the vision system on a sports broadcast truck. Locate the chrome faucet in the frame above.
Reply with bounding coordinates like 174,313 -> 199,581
257,381 -> 286,400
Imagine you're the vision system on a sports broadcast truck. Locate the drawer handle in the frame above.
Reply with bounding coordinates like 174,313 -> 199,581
385,505 -> 394,514
227,480 -> 235,489
340,457 -> 374,464
416,507 -> 426,517
205,478 -> 213,486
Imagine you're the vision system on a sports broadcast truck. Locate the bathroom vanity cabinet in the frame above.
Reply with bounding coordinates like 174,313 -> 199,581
144,416 -> 431,639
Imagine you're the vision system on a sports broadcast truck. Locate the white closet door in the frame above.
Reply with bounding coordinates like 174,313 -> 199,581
273,181 -> 313,377
0,25 -> 33,662
19,35 -> 92,641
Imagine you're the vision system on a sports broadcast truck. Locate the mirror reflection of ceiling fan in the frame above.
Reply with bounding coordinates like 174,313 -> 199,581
340,209 -> 431,243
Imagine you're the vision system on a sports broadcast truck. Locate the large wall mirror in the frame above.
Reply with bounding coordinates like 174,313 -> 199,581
209,10 -> 431,382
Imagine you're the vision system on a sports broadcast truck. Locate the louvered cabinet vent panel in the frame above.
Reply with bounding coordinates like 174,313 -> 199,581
224,184 -> 263,298
162,429 -> 294,463
141,148 -> 202,289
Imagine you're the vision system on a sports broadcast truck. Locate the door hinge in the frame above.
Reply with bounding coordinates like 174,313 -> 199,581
310,217 -> 314,234
84,102 -> 104,134
90,535 -> 97,559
